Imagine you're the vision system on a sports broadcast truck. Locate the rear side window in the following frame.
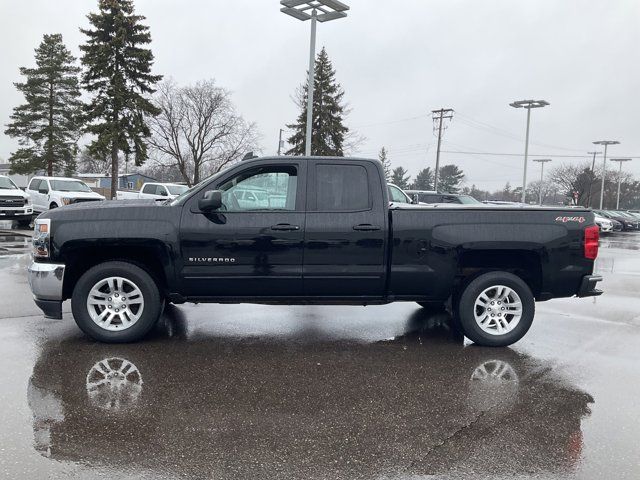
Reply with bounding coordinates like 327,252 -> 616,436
418,193 -> 441,203
316,164 -> 369,211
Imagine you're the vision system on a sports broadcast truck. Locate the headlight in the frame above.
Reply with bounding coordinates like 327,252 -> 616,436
61,197 -> 72,205
33,219 -> 51,258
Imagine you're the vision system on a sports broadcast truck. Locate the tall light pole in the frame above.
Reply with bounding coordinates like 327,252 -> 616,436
280,0 -> 349,157
532,158 -> 552,205
509,99 -> 550,203
610,158 -> 632,210
586,151 -> 602,207
593,140 -> 620,209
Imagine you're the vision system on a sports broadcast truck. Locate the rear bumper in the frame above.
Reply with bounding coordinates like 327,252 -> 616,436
27,261 -> 65,319
577,275 -> 603,298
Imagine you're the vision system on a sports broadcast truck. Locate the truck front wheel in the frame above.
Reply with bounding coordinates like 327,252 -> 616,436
455,271 -> 535,347
71,261 -> 163,343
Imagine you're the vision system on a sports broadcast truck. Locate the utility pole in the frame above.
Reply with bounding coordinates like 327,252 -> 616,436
586,151 -> 602,207
509,100 -> 550,203
532,158 -> 552,205
610,158 -> 632,209
431,108 -> 454,192
277,128 -> 284,155
593,140 -> 620,209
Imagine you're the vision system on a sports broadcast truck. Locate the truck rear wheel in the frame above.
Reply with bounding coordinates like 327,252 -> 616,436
454,271 -> 534,347
71,261 -> 163,343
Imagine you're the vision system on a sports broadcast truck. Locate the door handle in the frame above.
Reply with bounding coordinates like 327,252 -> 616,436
353,224 -> 381,231
270,224 -> 300,231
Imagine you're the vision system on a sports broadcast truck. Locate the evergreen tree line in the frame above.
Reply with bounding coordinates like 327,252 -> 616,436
4,0 -> 161,199
4,1 -> 353,198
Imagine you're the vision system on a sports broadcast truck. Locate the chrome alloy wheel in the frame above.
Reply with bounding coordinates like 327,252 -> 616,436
473,285 -> 523,336
86,277 -> 144,331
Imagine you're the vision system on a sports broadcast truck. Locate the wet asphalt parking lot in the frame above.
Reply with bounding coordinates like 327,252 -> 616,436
0,220 -> 639,479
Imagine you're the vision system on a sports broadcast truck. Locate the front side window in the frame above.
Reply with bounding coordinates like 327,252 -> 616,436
50,180 -> 91,192
218,166 -> 297,211
28,179 -> 41,191
142,184 -> 156,194
316,164 -> 369,211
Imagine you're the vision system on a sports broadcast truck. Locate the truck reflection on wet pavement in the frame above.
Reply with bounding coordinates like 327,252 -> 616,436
26,306 -> 593,479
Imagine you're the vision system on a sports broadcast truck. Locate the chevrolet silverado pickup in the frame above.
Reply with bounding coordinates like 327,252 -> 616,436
27,156 -> 603,346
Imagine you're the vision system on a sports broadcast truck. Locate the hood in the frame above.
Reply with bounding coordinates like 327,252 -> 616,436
0,188 -> 28,199
59,191 -> 105,200
39,199 -> 166,223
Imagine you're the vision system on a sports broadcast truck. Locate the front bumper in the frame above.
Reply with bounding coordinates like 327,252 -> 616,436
0,206 -> 33,218
27,261 -> 65,319
577,275 -> 603,298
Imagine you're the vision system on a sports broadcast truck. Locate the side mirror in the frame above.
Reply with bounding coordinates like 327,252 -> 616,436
198,190 -> 223,212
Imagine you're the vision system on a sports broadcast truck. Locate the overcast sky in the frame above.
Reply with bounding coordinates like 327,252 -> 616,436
1,0 -> 639,190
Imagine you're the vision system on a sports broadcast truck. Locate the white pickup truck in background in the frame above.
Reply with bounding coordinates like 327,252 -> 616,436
116,182 -> 189,201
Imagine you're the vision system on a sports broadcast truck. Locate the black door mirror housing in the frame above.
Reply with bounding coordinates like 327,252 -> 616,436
198,190 -> 223,212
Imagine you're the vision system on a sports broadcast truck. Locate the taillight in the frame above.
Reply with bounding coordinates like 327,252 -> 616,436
584,225 -> 599,260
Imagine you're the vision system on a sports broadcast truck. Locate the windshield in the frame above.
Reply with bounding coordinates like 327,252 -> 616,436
0,177 -> 19,190
458,195 -> 482,204
50,180 -> 92,192
166,185 -> 189,195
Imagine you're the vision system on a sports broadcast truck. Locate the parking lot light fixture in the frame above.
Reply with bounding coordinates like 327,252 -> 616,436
610,158 -> 632,210
280,0 -> 349,156
593,140 -> 620,209
509,100 -> 550,203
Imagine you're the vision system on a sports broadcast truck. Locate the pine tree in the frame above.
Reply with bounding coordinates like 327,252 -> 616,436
438,164 -> 465,193
412,167 -> 434,190
286,47 -> 348,156
379,147 -> 391,181
4,34 -> 82,176
80,0 -> 162,199
390,166 -> 411,189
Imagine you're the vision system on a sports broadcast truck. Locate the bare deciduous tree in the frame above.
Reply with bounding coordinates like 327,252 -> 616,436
148,79 -> 259,186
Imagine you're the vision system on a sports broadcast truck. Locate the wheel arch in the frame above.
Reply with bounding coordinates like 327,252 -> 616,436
61,241 -> 172,300
455,249 -> 543,299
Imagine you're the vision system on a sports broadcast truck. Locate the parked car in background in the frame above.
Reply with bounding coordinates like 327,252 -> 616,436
594,214 -> 614,234
387,184 -> 414,204
26,177 -> 104,213
615,211 -> 640,230
595,210 -> 638,231
0,175 -> 33,227
116,182 -> 189,201
406,190 -> 481,205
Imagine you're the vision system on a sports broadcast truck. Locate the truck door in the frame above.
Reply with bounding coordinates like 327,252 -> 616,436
179,160 -> 306,297
303,160 -> 387,297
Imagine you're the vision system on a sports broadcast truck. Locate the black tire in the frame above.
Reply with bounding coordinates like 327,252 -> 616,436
71,261 -> 163,343
454,271 -> 535,347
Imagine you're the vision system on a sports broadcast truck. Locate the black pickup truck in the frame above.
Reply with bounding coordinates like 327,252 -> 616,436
27,156 -> 602,346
